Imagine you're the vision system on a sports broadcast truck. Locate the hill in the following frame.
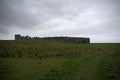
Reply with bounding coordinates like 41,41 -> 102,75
0,40 -> 120,80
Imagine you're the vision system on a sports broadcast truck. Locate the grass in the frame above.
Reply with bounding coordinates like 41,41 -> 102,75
0,40 -> 120,80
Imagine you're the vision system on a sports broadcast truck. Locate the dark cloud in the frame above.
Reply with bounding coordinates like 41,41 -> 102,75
0,0 -> 39,33
0,0 -> 120,42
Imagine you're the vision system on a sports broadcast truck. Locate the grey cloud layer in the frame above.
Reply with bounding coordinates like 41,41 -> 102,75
0,0 -> 120,42
0,0 -> 39,33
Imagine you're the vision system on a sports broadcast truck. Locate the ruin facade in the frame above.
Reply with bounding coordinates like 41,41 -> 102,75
15,34 -> 90,43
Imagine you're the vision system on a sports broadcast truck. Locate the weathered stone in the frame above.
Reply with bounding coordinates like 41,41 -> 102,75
15,34 -> 90,43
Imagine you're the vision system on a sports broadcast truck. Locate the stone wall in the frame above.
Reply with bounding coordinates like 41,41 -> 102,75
15,34 -> 90,43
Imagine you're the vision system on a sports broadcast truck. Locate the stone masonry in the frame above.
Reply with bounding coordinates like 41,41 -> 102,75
15,34 -> 90,43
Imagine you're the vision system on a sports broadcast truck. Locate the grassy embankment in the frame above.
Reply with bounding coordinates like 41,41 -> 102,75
0,40 -> 120,80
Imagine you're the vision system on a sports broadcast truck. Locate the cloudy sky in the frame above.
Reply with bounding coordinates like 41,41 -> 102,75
0,0 -> 120,43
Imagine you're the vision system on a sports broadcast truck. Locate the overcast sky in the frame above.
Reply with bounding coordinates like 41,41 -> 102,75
0,0 -> 120,43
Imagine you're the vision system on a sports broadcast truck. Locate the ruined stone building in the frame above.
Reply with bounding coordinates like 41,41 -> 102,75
15,34 -> 90,43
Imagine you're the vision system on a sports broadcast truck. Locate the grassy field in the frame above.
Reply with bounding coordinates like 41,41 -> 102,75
0,40 -> 120,80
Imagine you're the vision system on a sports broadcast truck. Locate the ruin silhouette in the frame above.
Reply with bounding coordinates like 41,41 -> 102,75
15,34 -> 90,43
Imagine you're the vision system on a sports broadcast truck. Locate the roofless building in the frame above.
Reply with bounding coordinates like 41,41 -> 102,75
15,34 -> 90,43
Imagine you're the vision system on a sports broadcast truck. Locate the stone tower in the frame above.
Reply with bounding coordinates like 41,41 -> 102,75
15,34 -> 21,40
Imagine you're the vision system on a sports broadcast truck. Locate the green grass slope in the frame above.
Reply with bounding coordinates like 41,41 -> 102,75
0,40 -> 120,80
